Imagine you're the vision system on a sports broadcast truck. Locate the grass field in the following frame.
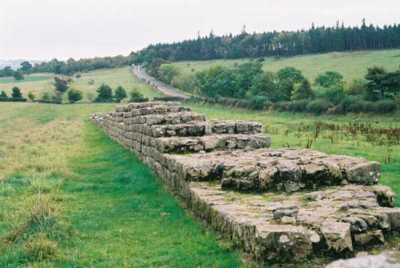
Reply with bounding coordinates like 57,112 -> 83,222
0,103 -> 244,267
0,67 -> 162,101
165,49 -> 400,84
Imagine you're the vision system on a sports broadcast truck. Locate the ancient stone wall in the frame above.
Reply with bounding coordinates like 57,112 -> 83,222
92,102 -> 400,264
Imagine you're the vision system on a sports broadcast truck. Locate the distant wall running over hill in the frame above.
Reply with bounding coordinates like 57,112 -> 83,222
133,20 -> 400,64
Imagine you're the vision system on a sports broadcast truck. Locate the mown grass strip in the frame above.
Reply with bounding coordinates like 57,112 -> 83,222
59,122 -> 243,267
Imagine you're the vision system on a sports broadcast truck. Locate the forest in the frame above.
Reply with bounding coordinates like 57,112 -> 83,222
133,20 -> 400,63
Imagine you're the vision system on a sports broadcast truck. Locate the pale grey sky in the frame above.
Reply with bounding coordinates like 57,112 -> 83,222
1,0 -> 399,60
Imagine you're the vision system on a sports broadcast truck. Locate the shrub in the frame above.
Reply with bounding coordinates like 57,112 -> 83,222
95,84 -> 113,102
53,77 -> 69,93
306,99 -> 333,114
272,101 -> 290,112
114,86 -> 127,102
248,95 -> 270,110
28,92 -> 36,102
316,84 -> 345,105
130,90 -> 148,102
287,100 -> 309,112
67,89 -> 83,103
373,100 -> 397,113
12,87 -> 23,99
315,71 -> 343,88
291,79 -> 314,100
0,90 -> 8,101
347,79 -> 367,96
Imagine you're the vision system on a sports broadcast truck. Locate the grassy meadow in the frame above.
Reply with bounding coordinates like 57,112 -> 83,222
165,49 -> 400,84
0,67 -> 162,101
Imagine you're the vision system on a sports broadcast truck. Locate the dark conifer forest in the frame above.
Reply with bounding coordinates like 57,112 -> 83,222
133,20 -> 400,64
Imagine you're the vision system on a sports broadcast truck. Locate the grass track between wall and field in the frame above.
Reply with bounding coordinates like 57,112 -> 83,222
0,103 -> 244,267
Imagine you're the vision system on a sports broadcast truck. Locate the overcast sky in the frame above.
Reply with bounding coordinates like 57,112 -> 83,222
1,0 -> 399,60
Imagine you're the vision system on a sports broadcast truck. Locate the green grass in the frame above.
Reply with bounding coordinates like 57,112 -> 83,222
0,67 -> 162,101
0,103 -> 243,267
0,74 -> 53,84
166,49 -> 400,84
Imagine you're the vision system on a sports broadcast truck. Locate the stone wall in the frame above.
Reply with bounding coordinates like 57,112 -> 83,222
92,101 -> 400,264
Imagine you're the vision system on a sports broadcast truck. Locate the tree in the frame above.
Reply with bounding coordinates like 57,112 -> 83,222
95,84 -> 113,102
13,71 -> 24,81
195,66 -> 237,98
248,72 -> 280,101
234,61 -> 263,98
11,87 -> 23,99
315,71 -> 344,88
276,67 -> 305,100
54,77 -> 69,93
20,61 -> 33,73
114,86 -> 127,102
291,79 -> 315,100
28,92 -> 36,101
158,65 -> 179,84
0,91 -> 8,100
67,89 -> 83,103
130,90 -> 147,102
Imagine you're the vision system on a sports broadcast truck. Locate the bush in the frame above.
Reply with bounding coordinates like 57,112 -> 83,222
130,90 -> 148,102
12,87 -> 23,99
373,100 -> 397,113
114,86 -> 127,102
95,84 -> 113,102
28,92 -> 36,102
315,71 -> 343,88
306,99 -> 333,114
248,95 -> 271,110
287,100 -> 309,112
291,79 -> 314,101
54,77 -> 69,93
0,90 -> 8,101
67,89 -> 83,103
347,79 -> 367,96
316,85 -> 345,105
272,101 -> 290,112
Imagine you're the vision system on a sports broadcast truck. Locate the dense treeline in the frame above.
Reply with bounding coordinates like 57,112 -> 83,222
154,61 -> 400,114
31,55 -> 132,75
0,55 -> 133,78
133,20 -> 400,64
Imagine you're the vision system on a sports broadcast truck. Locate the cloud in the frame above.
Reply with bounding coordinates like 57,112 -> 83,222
1,0 -> 399,60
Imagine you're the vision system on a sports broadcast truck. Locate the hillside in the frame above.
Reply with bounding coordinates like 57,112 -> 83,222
165,49 -> 400,84
0,67 -> 162,101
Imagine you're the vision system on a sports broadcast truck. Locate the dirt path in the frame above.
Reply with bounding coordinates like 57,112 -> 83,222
131,65 -> 190,100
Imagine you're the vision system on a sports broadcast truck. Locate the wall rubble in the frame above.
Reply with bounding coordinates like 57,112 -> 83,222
92,101 -> 400,264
